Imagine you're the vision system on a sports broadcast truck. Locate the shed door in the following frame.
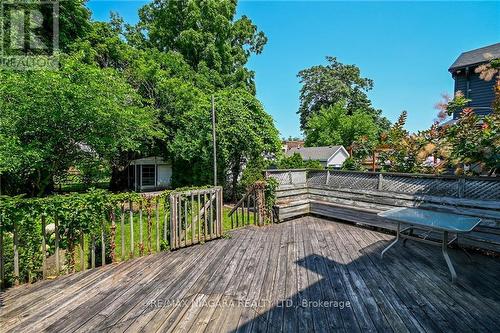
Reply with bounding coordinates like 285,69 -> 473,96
158,165 -> 172,187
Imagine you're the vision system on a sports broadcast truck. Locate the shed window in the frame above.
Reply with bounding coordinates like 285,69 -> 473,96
141,165 -> 155,186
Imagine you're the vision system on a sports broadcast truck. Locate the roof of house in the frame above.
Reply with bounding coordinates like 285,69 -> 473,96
282,140 -> 305,150
286,146 -> 344,162
449,43 -> 500,72
282,140 -> 305,145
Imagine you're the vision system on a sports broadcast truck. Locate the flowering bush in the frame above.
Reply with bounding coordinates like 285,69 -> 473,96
445,108 -> 499,175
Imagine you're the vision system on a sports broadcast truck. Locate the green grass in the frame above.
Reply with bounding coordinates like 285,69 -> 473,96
223,205 -> 257,230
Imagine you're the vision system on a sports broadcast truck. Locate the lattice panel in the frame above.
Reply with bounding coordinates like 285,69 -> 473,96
382,176 -> 458,197
464,180 -> 500,200
267,169 -> 500,201
328,172 -> 378,190
291,171 -> 307,184
307,171 -> 327,186
268,171 -> 291,185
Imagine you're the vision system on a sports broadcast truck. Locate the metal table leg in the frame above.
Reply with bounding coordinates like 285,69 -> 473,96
442,231 -> 457,283
455,235 -> 473,262
381,222 -> 400,259
403,227 -> 413,247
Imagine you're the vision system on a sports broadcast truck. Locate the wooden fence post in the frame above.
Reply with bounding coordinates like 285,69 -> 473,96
191,193 -> 195,244
139,201 -> 144,256
156,198 -> 160,252
55,216 -> 60,275
167,198 -> 171,245
147,198 -> 152,254
91,235 -> 96,269
41,214 -> 47,279
110,209 -> 116,263
101,219 -> 106,267
120,204 -> 125,261
80,232 -> 85,271
254,182 -> 266,227
129,200 -> 134,258
219,188 -> 224,236
0,211 -> 3,289
197,194 -> 201,243
377,173 -> 384,191
203,193 -> 208,241
13,221 -> 19,286
458,178 -> 465,198
169,194 -> 176,250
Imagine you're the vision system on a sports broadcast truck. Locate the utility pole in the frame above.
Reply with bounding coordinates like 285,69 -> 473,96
211,95 -> 217,186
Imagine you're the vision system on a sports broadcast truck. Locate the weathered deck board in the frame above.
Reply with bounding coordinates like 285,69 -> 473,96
1,217 -> 500,332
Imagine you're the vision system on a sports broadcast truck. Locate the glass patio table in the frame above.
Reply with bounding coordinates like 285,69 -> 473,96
378,207 -> 481,283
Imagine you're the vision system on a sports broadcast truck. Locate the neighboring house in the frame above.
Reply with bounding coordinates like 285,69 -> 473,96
282,140 -> 305,153
286,146 -> 349,168
127,157 -> 172,192
449,42 -> 499,119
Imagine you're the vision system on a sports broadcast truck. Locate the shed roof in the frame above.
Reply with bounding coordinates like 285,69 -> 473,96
130,156 -> 170,165
286,146 -> 343,162
449,43 -> 500,72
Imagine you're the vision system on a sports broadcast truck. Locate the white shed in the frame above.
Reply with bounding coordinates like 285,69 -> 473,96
128,157 -> 172,192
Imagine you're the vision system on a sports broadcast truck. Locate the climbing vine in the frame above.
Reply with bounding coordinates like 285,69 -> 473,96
0,185 -> 213,287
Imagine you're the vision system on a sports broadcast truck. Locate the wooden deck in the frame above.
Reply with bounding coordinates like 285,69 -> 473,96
1,217 -> 500,332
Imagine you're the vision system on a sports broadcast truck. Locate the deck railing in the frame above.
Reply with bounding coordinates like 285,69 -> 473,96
228,189 -> 258,228
0,186 -> 223,289
266,169 -> 500,201
265,169 -> 500,251
228,181 -> 276,227
169,187 -> 223,250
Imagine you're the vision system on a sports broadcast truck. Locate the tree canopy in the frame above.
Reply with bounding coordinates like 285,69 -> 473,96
134,0 -> 267,93
0,0 -> 280,197
297,56 -> 389,131
169,88 -> 280,199
0,56 -> 159,195
303,103 -> 379,154
277,153 -> 323,170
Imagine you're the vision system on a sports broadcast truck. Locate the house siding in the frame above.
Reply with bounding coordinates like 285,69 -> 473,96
452,70 -> 495,119
327,149 -> 349,168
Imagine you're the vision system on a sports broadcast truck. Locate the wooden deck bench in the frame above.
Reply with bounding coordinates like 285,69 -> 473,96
269,170 -> 500,253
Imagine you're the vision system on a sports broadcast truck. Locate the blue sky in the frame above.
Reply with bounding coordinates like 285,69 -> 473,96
87,1 -> 500,138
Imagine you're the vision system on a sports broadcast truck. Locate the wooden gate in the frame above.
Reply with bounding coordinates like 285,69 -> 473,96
169,187 -> 223,250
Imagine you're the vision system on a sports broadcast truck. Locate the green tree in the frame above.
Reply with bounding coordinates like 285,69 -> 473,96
169,88 -> 280,200
71,5 -> 276,191
297,56 -> 389,131
0,57 -> 159,195
341,157 -> 365,171
277,153 -> 323,169
134,0 -> 267,93
0,0 -> 91,55
445,108 -> 499,175
1,0 -> 279,197
304,103 -> 379,154
278,153 -> 305,169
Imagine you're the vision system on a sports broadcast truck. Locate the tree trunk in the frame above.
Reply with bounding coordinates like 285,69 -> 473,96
31,169 -> 54,197
110,165 -> 128,192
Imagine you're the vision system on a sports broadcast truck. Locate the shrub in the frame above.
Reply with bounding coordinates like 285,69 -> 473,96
341,157 -> 365,171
